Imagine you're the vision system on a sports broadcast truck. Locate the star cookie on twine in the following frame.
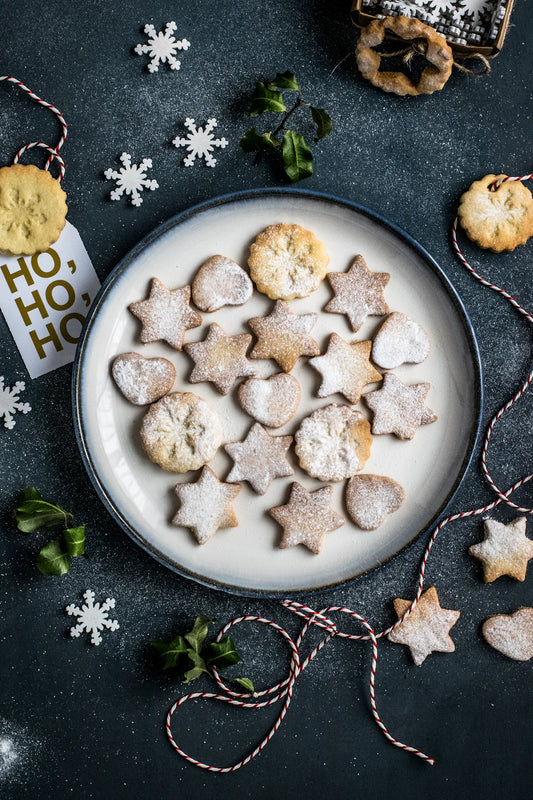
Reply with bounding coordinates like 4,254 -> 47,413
269,482 -> 344,554
129,278 -> 201,350
364,373 -> 437,440
184,323 -> 255,394
387,587 -> 460,666
172,466 -> 240,544
469,517 -> 533,582
325,255 -> 390,331
225,423 -> 293,495
248,300 -> 320,372
309,333 -> 382,404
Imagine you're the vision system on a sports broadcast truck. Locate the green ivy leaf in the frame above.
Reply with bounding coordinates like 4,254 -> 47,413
240,128 -> 280,153
267,70 -> 299,91
281,130 -> 313,182
151,635 -> 189,669
184,616 -> 213,654
182,650 -> 210,683
234,677 -> 255,693
205,636 -> 242,670
36,540 -> 71,576
64,525 -> 85,557
310,106 -> 333,141
249,82 -> 286,117
14,487 -> 71,532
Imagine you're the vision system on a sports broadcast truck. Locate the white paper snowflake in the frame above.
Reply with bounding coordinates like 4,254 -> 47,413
0,377 -> 31,430
172,118 -> 228,168
428,0 -> 457,13
134,21 -> 190,73
104,152 -> 159,207
459,0 -> 490,20
66,589 -> 119,646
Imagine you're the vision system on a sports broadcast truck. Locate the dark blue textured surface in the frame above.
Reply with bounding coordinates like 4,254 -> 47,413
1,2 -> 532,798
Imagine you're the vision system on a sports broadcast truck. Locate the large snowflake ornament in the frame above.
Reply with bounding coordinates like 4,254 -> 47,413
459,0 -> 491,21
172,118 -> 228,168
66,589 -> 119,646
104,153 -> 159,207
134,22 -> 190,73
0,378 -> 31,430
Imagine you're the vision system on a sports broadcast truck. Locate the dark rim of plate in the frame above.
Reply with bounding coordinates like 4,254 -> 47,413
72,187 -> 484,599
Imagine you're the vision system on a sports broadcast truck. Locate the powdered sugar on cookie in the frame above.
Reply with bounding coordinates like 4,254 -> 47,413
238,373 -> 300,428
345,474 -> 405,530
112,352 -> 175,405
192,255 -> 253,312
372,312 -> 430,370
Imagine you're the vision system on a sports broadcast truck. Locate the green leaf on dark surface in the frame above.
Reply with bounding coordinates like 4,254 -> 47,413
36,540 -> 71,576
15,495 -> 70,532
152,635 -> 190,669
249,82 -> 286,117
310,106 -> 333,141
184,615 -> 213,654
205,636 -> 242,670
182,650 -> 210,683
267,70 -> 299,91
281,130 -> 313,182
234,677 -> 255,693
240,128 -> 280,153
64,526 -> 85,557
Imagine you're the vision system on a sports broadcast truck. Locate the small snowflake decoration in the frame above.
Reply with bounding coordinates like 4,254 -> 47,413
134,21 -> 190,73
0,378 -> 31,430
66,589 -> 119,646
172,118 -> 228,168
104,152 -> 159,207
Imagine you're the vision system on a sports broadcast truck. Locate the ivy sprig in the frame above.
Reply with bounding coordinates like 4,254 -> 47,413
152,615 -> 254,692
241,70 -> 332,183
13,488 -> 86,575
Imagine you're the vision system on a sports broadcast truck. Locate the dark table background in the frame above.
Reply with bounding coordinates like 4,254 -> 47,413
1,1 -> 532,798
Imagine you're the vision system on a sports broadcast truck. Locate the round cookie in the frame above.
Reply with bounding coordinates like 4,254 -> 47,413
458,174 -> 533,252
192,255 -> 253,312
140,391 -> 222,473
111,352 -> 175,405
248,223 -> 329,300
295,404 -> 372,482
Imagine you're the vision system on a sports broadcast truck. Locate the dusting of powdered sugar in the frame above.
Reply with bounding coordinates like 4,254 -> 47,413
192,255 -> 253,312
345,474 -> 406,530
111,353 -> 176,405
372,312 -> 430,370
238,373 -> 301,428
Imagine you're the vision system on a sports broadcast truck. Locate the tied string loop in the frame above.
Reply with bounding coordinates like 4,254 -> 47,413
0,76 -> 68,181
379,39 -> 491,75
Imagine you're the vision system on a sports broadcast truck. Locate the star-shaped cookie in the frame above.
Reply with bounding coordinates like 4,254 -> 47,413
387,586 -> 460,666
269,482 -> 344,554
308,333 -> 382,403
364,373 -> 437,439
184,323 -> 255,394
172,466 -> 241,544
469,517 -> 533,582
129,277 -> 202,350
325,255 -> 390,331
248,300 -> 320,372
225,423 -> 293,495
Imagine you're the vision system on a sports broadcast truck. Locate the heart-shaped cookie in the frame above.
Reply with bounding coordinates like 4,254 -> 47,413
345,474 -> 405,530
482,608 -> 533,661
111,352 -> 175,405
238,373 -> 301,428
192,255 -> 253,312
372,312 -> 430,369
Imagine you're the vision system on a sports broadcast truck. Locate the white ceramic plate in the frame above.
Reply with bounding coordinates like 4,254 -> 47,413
73,189 -> 482,596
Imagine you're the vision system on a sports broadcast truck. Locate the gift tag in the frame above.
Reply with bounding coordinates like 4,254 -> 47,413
0,221 -> 100,377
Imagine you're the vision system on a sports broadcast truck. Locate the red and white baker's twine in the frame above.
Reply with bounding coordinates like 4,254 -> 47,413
0,76 -> 67,180
167,173 -> 533,773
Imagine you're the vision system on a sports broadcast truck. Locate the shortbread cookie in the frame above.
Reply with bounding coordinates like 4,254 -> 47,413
129,278 -> 202,350
345,474 -> 405,530
482,608 -> 533,662
0,163 -> 68,256
269,482 -> 345,554
309,333 -> 382,404
325,255 -> 389,331
111,352 -> 175,405
387,586 -> 460,666
238,373 -> 301,428
225,423 -> 293,495
295,404 -> 372,482
192,255 -> 253,312
140,391 -> 222,472
372,312 -> 430,370
458,174 -> 533,252
469,517 -> 533,582
184,323 -> 255,394
364,373 -> 437,440
248,300 -> 320,372
248,223 -> 329,300
172,466 -> 240,544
